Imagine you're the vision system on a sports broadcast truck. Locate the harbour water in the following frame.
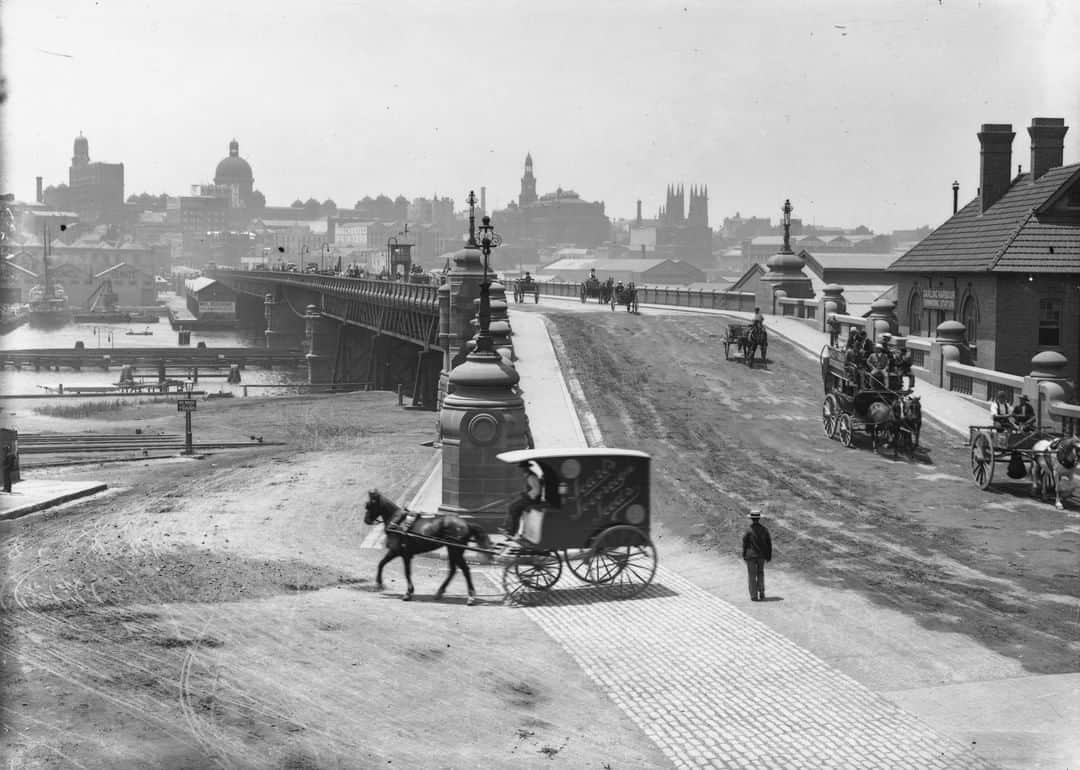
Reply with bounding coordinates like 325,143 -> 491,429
1,320 -> 309,399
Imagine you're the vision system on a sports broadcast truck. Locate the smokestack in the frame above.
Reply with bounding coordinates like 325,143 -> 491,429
480,186 -> 486,215
1028,117 -> 1068,181
952,180 -> 959,215
977,123 -> 1015,213
35,176 -> 43,203
636,199 -> 642,224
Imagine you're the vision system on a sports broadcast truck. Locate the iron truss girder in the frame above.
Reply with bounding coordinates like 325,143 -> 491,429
209,269 -> 441,350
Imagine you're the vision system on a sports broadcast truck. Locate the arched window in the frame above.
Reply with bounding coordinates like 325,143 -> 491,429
907,289 -> 923,337
960,294 -> 979,345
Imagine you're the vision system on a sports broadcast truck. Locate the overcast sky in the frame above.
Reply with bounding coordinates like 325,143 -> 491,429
3,0 -> 1078,233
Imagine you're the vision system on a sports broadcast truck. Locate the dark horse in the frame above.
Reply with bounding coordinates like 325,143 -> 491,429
364,490 -> 491,605
743,324 -> 768,367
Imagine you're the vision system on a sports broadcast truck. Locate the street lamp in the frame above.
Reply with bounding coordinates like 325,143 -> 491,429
781,198 -> 793,254
469,190 -> 502,355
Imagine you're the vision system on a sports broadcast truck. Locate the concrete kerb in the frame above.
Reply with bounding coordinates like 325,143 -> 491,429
0,481 -> 109,521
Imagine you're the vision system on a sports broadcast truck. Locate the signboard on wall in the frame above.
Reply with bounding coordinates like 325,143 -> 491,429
923,289 -> 955,310
198,301 -> 236,314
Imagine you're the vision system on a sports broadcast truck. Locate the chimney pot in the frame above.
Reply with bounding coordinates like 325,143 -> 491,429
977,123 -> 1015,213
1028,117 -> 1068,181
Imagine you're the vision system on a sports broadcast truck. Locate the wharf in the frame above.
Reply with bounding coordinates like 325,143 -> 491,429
0,347 -> 305,372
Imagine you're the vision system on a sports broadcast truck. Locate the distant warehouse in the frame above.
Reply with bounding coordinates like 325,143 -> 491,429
184,276 -> 237,324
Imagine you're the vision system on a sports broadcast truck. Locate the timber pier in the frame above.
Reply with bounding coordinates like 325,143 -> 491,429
0,347 -> 305,373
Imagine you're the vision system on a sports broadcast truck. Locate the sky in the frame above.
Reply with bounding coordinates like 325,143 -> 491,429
2,0 -> 1078,234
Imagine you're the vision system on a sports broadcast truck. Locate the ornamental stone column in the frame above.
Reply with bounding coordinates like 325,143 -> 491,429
820,283 -> 846,331
304,304 -> 336,384
1024,351 -> 1073,431
438,196 -> 528,529
759,199 -> 812,312
867,298 -> 899,343
931,319 -> 969,387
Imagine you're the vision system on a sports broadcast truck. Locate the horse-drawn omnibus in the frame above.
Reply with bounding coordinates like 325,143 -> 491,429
820,345 -> 921,455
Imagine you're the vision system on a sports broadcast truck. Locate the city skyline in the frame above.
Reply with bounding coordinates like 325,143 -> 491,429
3,0 -> 1078,233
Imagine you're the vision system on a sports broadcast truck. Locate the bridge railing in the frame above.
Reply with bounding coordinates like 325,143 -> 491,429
209,268 -> 439,312
527,280 -> 755,310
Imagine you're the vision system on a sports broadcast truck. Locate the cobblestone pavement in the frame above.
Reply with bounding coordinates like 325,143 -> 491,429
490,565 -> 1000,770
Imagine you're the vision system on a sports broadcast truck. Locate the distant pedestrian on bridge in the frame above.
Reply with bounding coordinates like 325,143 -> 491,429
827,314 -> 841,346
741,509 -> 772,601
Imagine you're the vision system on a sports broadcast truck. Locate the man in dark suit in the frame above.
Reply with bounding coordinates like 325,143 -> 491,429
741,510 -> 773,601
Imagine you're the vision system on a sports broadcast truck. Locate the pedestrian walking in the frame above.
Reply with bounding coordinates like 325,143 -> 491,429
2,446 -> 16,493
741,509 -> 772,601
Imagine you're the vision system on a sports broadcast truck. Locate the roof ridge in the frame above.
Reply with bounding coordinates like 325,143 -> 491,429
987,207 -> 1035,271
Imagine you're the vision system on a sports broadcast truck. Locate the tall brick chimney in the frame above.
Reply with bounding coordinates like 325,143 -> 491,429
1028,117 -> 1068,181
636,199 -> 642,225
978,123 -> 1015,213
480,186 -> 486,215
35,176 -> 43,203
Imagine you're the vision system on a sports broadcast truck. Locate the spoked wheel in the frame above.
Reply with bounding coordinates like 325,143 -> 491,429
502,550 -> 562,606
822,395 -> 839,439
836,414 -> 854,447
574,525 -> 657,599
970,432 -> 996,490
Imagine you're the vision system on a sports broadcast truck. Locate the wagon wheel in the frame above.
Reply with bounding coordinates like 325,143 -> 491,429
836,413 -> 854,447
970,432 -> 996,490
502,550 -> 562,606
574,525 -> 657,599
822,395 -> 839,439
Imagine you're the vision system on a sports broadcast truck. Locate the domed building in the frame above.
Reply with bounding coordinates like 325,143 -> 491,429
213,139 -> 254,207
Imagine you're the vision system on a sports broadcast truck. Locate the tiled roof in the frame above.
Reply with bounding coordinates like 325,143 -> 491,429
890,163 -> 1080,273
802,251 -> 901,270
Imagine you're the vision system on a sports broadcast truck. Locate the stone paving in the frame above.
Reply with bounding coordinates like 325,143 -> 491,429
489,565 -> 999,770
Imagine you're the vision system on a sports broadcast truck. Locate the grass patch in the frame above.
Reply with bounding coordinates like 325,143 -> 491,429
34,399 -> 132,418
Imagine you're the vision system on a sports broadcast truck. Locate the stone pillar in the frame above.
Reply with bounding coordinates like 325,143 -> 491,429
304,304 -> 336,384
1024,351 -> 1073,431
867,299 -> 899,343
930,320 -> 968,387
438,349 -> 530,529
821,284 -> 846,331
759,255 -> 813,316
264,292 -> 289,350
772,289 -> 787,316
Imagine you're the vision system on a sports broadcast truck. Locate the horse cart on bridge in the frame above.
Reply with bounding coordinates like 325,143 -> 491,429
820,345 -> 921,455
610,282 -> 639,314
722,323 -> 768,367
968,423 -> 1080,509
512,277 -> 540,304
580,276 -> 612,304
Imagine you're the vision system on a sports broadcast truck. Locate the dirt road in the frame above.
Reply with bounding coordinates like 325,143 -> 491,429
544,308 -> 1080,673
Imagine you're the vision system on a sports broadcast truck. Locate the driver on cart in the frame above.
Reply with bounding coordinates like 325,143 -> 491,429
751,307 -> 765,329
502,461 -> 544,546
522,271 -> 533,285
1010,394 -> 1036,433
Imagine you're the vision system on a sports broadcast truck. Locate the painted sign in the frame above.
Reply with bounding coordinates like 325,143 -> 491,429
922,289 -> 954,311
198,301 -> 236,314
177,399 -> 198,412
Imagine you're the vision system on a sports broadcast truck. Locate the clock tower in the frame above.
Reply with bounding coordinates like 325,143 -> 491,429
518,153 -> 537,206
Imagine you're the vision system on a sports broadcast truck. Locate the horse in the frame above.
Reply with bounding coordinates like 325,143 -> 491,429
1030,435 -> 1080,510
889,394 -> 922,455
743,324 -> 768,368
364,490 -> 491,604
611,282 -> 638,313
867,399 -> 898,455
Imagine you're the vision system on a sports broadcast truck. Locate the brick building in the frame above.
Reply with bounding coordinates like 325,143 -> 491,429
889,118 -> 1080,383
68,134 -> 125,226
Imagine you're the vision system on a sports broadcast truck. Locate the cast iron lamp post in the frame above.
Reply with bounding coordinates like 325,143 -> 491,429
781,198 -> 793,253
471,191 -> 502,356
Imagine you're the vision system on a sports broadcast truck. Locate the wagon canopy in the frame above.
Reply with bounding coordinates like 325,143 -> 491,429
496,448 -> 652,547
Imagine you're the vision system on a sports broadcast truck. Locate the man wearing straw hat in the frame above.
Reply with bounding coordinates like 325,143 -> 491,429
741,509 -> 773,602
